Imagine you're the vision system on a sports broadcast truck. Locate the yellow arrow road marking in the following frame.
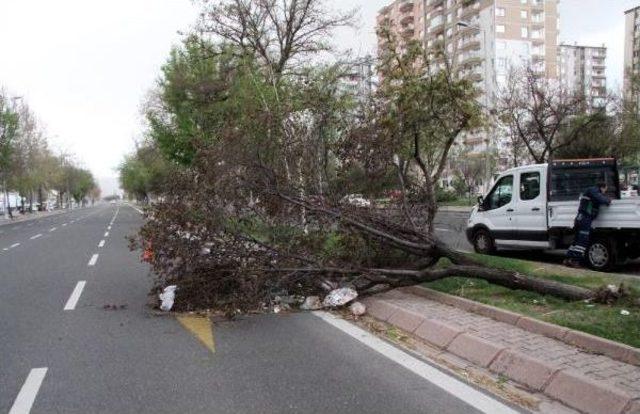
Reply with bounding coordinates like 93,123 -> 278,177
176,314 -> 215,353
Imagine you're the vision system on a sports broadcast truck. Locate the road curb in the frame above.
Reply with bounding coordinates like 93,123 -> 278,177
399,285 -> 640,367
362,293 -> 640,414
544,369 -> 632,414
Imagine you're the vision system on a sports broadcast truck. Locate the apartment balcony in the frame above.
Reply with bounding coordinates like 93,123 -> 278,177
460,4 -> 480,20
401,23 -> 415,37
399,0 -> 414,13
531,0 -> 544,11
400,13 -> 414,25
459,37 -> 481,51
428,15 -> 445,34
459,52 -> 483,66
428,0 -> 444,9
592,60 -> 606,69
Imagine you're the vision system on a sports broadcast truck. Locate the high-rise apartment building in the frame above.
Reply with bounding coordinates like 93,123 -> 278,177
624,6 -> 640,103
377,0 -> 559,152
558,44 -> 607,107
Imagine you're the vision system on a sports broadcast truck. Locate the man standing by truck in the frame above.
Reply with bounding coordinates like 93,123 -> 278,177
564,181 -> 611,268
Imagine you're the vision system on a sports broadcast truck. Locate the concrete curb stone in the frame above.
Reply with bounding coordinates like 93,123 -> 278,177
400,285 -> 640,367
414,319 -> 463,349
363,292 -> 640,414
446,333 -> 505,367
363,298 -> 399,322
489,349 -> 560,392
387,307 -> 425,333
544,369 -> 632,414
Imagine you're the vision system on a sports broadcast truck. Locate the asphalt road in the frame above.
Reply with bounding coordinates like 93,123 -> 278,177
0,204 -> 521,414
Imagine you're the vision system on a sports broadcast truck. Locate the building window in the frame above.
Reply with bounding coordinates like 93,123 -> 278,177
521,10 -> 528,19
496,7 -> 506,17
496,40 -> 507,50
497,57 -> 507,69
520,0 -> 527,4
496,24 -> 506,33
521,27 -> 529,38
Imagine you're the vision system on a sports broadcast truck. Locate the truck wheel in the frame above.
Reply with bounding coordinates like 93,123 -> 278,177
473,229 -> 496,255
586,238 -> 616,272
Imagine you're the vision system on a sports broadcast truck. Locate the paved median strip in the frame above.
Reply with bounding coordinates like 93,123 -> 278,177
8,367 -> 48,414
87,254 -> 99,267
64,281 -> 87,311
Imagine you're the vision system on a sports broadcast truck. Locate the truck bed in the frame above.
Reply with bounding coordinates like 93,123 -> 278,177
548,199 -> 640,229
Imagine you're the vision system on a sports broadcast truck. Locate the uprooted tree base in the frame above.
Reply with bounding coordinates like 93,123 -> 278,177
135,183 -> 625,315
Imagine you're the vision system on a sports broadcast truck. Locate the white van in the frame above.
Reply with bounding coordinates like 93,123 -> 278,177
466,159 -> 640,271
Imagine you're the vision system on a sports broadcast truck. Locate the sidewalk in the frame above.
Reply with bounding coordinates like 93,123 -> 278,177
0,209 -> 67,227
363,289 -> 640,414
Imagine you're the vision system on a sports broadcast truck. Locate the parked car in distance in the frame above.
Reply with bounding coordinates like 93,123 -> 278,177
340,194 -> 371,208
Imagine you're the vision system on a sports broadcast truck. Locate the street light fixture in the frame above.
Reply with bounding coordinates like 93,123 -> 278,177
456,21 -> 479,30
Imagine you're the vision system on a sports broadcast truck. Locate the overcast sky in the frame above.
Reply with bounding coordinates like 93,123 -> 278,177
0,0 -> 636,195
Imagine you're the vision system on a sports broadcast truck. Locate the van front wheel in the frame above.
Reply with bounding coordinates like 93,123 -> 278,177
473,229 -> 496,255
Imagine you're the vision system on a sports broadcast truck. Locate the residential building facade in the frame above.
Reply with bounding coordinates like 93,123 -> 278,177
377,0 -> 560,154
624,6 -> 640,103
558,44 -> 607,108
340,56 -> 376,102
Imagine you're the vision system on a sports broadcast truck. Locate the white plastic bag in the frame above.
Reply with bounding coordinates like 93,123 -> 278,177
323,288 -> 358,308
159,285 -> 177,311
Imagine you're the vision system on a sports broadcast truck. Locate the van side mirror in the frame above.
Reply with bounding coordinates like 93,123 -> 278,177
477,196 -> 485,210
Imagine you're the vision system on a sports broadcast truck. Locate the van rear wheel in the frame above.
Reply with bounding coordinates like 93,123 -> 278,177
473,229 -> 496,255
586,238 -> 616,272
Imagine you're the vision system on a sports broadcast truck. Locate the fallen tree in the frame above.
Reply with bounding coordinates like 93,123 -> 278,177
129,0 -> 626,315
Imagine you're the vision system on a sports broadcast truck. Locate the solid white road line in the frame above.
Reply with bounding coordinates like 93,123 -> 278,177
104,232 -> 109,237
435,228 -> 451,232
49,227 -> 56,232
98,240 -> 105,248
29,234 -> 42,240
88,254 -> 99,266
313,312 -> 519,414
8,367 -> 48,414
128,204 -> 143,214
63,281 -> 87,311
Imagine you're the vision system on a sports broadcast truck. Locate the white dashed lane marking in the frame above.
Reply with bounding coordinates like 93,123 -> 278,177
63,281 -> 87,311
8,367 -> 48,414
87,254 -> 99,267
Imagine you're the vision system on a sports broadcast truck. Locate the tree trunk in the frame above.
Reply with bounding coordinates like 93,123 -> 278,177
274,192 -> 615,304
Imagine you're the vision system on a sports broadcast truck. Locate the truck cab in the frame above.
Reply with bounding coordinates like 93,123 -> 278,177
466,159 -> 640,271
